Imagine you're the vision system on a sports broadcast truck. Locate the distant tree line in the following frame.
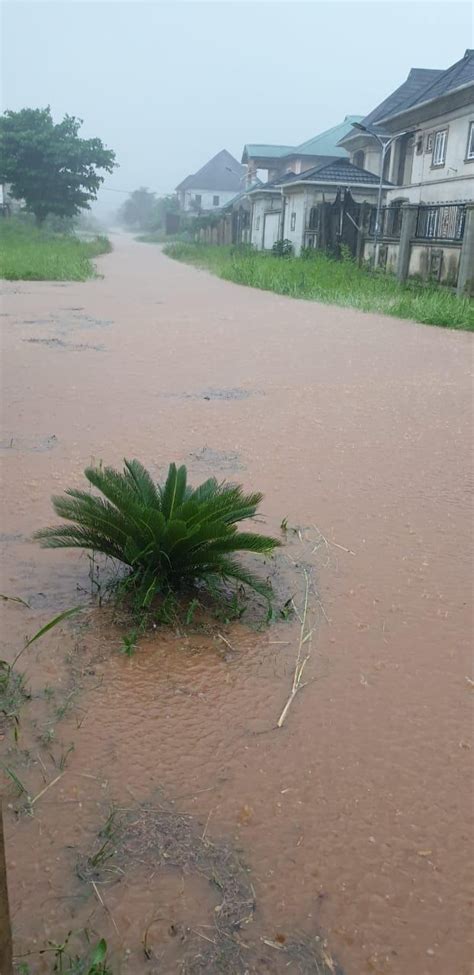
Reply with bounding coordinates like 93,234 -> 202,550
116,187 -> 180,232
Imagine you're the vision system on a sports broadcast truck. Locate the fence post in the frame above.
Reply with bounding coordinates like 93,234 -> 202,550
397,204 -> 418,282
457,203 -> 474,297
0,803 -> 13,975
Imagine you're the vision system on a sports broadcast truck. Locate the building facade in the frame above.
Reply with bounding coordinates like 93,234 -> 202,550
176,149 -> 245,213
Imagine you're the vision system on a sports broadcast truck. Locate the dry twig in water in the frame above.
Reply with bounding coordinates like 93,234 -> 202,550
277,567 -> 313,728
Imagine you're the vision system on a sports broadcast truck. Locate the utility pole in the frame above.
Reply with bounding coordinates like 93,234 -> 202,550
353,122 -> 408,267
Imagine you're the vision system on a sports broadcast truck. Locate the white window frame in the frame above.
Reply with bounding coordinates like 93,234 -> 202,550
432,129 -> 447,167
290,212 -> 296,231
466,121 -> 474,161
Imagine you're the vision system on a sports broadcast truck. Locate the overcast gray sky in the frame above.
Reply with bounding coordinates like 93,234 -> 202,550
2,1 -> 472,213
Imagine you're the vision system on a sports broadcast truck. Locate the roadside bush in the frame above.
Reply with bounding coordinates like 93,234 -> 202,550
35,461 -> 280,609
272,238 -> 294,257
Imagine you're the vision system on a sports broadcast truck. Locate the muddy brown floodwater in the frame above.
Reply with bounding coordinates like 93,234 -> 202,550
1,234 -> 473,975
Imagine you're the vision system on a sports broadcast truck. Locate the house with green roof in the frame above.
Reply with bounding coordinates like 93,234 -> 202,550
241,116 -> 362,186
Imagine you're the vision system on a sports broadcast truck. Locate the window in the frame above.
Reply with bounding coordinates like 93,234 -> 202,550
426,133 -> 433,153
466,121 -> 474,160
290,212 -> 296,231
194,194 -> 202,206
256,216 -> 260,231
213,195 -> 220,206
432,129 -> 447,166
353,149 -> 365,169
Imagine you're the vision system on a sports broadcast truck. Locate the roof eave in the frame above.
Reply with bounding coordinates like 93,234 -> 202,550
375,79 -> 474,126
280,178 -> 392,190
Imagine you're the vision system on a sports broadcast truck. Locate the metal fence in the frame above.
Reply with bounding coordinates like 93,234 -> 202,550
415,203 -> 466,242
368,204 -> 403,239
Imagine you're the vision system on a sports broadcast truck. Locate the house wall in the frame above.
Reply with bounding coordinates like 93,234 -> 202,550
348,105 -> 474,206
384,105 -> 474,205
283,185 -> 381,254
250,194 -> 282,249
350,144 -> 383,175
282,192 -> 307,254
181,188 -> 238,212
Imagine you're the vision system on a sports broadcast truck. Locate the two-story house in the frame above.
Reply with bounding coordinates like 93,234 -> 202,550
241,116 -> 363,186
176,149 -> 245,213
243,117 -> 368,250
338,49 -> 474,206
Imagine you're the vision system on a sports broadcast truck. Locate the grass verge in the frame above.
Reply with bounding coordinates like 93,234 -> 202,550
0,220 -> 112,281
163,242 -> 473,330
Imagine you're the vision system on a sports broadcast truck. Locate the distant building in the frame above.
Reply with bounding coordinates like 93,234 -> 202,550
176,149 -> 246,213
241,116 -> 362,186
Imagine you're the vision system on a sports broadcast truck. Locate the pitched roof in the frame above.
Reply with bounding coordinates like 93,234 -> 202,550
352,50 -> 474,134
242,117 -> 362,164
241,144 -> 296,162
378,48 -> 474,121
294,116 -> 363,156
361,69 -> 443,128
176,149 -> 245,192
278,158 -> 392,187
222,179 -> 263,209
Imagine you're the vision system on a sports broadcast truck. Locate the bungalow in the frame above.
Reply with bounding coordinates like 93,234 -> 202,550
176,149 -> 245,213
248,159 -> 391,255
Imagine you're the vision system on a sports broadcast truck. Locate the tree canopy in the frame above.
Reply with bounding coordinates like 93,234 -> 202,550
117,188 -> 179,231
0,107 -> 116,224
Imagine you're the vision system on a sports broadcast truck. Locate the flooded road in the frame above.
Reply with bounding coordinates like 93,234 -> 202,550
1,234 -> 473,975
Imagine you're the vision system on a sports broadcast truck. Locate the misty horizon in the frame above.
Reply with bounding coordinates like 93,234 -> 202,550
2,1 -> 473,215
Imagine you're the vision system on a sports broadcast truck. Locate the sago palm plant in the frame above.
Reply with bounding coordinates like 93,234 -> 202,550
35,460 -> 280,604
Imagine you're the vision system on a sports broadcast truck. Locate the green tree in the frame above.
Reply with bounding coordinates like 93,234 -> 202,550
118,190 -> 180,231
0,107 -> 116,225
117,187 -> 157,230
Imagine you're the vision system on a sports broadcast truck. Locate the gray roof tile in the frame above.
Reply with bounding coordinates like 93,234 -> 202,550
176,150 -> 245,192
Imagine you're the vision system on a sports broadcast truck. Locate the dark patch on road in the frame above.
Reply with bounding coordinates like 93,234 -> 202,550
24,337 -> 105,352
169,388 -> 261,402
0,434 -> 58,452
188,447 -> 244,472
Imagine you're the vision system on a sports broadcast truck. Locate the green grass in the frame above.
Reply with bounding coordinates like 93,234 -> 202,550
163,242 -> 473,330
0,220 -> 112,281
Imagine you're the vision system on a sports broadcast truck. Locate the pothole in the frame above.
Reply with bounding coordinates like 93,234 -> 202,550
188,447 -> 244,472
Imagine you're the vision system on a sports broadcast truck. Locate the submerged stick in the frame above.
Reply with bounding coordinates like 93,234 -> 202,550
30,772 -> 64,807
277,567 -> 312,728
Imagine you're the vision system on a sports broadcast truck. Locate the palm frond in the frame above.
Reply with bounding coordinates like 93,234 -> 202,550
36,460 -> 281,607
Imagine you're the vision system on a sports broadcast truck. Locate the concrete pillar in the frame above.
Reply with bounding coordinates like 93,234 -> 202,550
397,204 -> 418,282
457,203 -> 474,297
